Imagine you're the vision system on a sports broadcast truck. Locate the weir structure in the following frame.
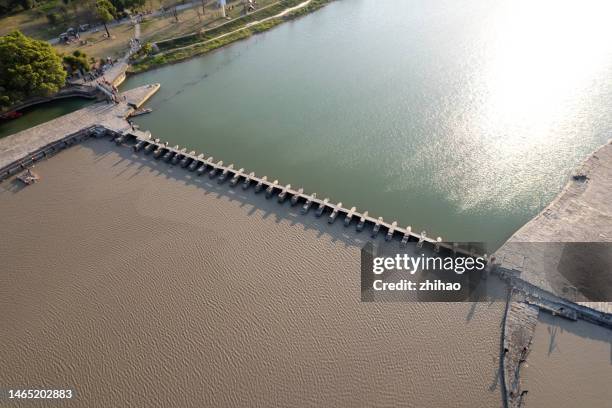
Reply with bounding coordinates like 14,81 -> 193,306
1,84 -> 611,408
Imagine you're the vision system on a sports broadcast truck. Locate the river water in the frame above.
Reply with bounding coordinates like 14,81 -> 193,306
0,139 -> 507,407
3,0 -> 612,249
522,313 -> 612,407
0,98 -> 90,137
121,0 -> 612,250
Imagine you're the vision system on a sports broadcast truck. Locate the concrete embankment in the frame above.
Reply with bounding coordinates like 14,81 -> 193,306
493,140 -> 612,408
0,83 -> 160,178
494,140 -> 612,315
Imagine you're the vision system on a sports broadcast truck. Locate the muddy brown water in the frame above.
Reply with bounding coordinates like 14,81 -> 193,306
0,139 -> 507,407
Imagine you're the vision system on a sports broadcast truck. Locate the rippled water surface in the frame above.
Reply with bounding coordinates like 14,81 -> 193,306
125,0 -> 612,249
523,313 -> 612,408
7,0 -> 612,249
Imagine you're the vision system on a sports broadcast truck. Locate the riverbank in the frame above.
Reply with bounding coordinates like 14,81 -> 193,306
494,140 -> 612,314
129,0 -> 332,74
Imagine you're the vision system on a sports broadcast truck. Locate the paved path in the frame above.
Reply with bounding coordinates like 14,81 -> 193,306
158,0 -> 312,56
501,291 -> 539,408
495,140 -> 612,314
0,84 -> 160,173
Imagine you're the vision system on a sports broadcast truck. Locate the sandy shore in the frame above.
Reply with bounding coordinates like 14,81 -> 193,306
0,139 -> 506,407
522,313 -> 612,408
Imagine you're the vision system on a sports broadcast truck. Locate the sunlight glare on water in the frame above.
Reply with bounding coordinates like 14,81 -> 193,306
120,0 -> 612,249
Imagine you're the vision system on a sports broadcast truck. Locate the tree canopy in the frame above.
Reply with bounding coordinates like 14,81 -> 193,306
111,0 -> 145,12
0,0 -> 34,16
96,0 -> 117,37
63,50 -> 91,74
0,31 -> 67,108
96,0 -> 116,22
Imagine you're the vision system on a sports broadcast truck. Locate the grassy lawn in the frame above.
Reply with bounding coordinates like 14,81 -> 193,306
0,6 -> 61,39
2,0 -> 329,72
0,0 -> 191,40
131,0 -> 331,73
49,0 -> 278,61
53,23 -> 135,61
139,0 -> 278,44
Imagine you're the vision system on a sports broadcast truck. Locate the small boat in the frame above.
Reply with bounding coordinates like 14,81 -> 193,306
371,217 -> 383,238
130,108 -> 152,117
230,168 -> 244,186
301,193 -> 316,214
356,211 -> 369,232
328,202 -> 342,224
344,206 -> 356,227
278,184 -> 291,203
209,160 -> 224,179
17,169 -> 39,185
291,187 -> 303,206
265,180 -> 279,198
400,226 -> 412,246
171,148 -> 186,165
316,198 -> 330,217
243,172 -> 255,189
254,176 -> 268,193
188,154 -> 205,171
218,164 -> 234,184
386,221 -> 397,241
1,111 -> 23,120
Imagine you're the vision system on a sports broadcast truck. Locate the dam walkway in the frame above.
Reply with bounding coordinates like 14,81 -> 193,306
0,83 -> 160,175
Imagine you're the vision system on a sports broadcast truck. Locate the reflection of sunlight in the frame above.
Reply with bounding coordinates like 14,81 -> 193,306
442,0 -> 612,212
481,0 -> 612,146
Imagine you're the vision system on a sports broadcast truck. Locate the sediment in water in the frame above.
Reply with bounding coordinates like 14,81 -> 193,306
0,138 -> 506,407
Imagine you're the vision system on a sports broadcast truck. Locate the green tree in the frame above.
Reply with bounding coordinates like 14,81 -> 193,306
111,0 -> 144,12
96,0 -> 116,38
62,0 -> 80,16
0,31 -> 67,108
141,42 -> 153,55
63,50 -> 91,74
46,11 -> 62,25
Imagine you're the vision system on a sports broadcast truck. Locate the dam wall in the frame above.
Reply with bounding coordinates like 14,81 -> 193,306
105,128 -> 451,251
1,85 -> 610,333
